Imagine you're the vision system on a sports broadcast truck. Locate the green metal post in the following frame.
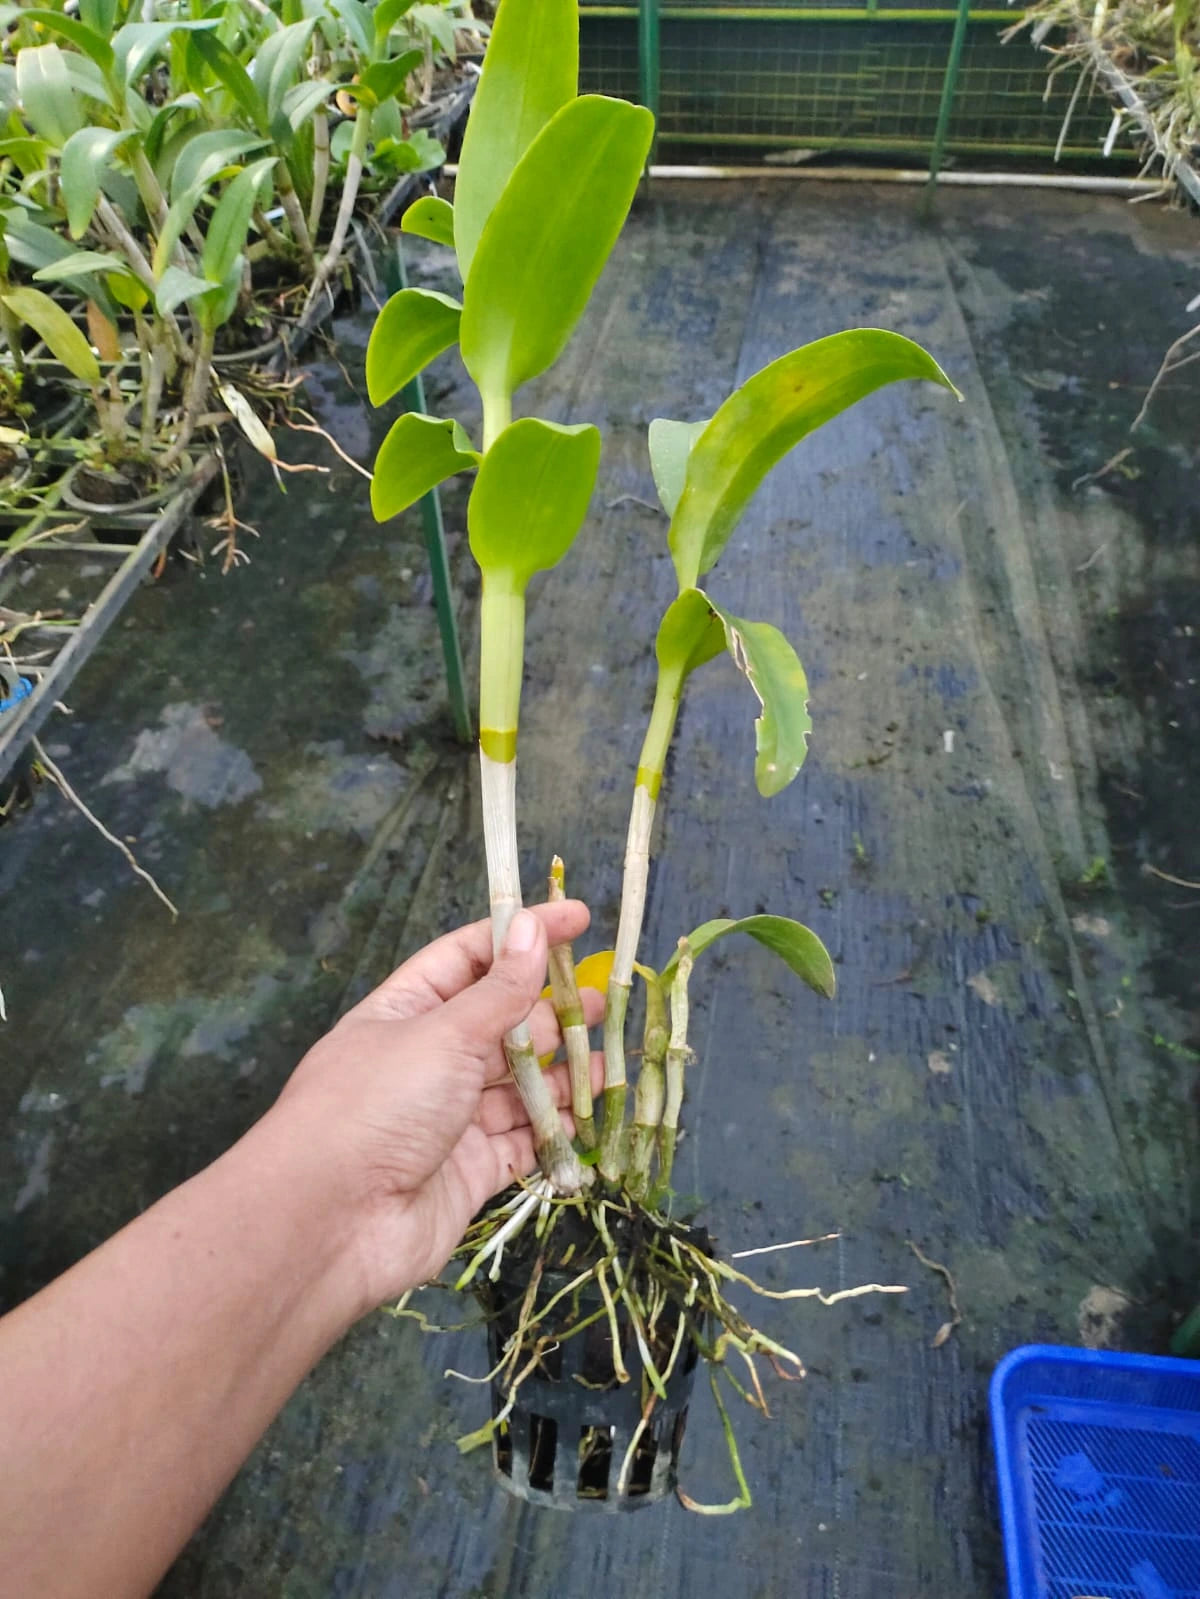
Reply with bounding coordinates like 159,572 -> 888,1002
387,239 -> 472,744
638,0 -> 661,156
924,0 -> 972,202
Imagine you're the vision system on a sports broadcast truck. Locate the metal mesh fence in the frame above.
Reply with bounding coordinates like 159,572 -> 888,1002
578,7 -> 1123,161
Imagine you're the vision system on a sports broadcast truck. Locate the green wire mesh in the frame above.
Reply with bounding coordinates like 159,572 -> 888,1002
579,8 -> 1124,160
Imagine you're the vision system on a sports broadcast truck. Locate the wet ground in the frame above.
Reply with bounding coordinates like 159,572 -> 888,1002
1,181 -> 1198,1596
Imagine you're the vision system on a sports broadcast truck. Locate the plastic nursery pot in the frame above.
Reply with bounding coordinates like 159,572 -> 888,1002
478,1208 -> 710,1512
61,458 -> 177,521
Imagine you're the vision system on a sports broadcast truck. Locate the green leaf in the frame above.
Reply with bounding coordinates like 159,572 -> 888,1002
186,29 -> 268,136
365,287 -> 461,407
460,96 -> 653,408
252,18 -> 317,128
154,263 -> 212,317
371,412 -> 480,522
60,126 -> 136,239
201,158 -> 275,286
467,419 -> 600,590
16,44 -> 83,147
0,287 -> 98,385
669,329 -> 961,590
59,52 -> 111,107
374,0 -> 419,43
661,915 -> 835,999
408,3 -> 458,57
32,249 -> 137,287
400,194 -> 454,248
359,49 -> 423,108
170,129 -> 270,202
648,417 -> 707,517
281,79 -> 332,133
330,0 -> 373,58
114,21 -> 218,89
79,0 -> 119,37
453,0 -> 577,280
706,596 -> 811,796
655,586 -> 725,680
18,12 -> 114,82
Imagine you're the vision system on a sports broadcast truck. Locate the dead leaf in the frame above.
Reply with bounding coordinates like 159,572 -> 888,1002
932,1321 -> 954,1349
927,1050 -> 953,1075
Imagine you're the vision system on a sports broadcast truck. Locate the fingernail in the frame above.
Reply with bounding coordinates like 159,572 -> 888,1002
506,910 -> 538,953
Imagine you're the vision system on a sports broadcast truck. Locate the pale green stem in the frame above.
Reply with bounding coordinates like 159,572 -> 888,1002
276,161 -> 315,275
159,321 -> 213,472
652,941 -> 692,1205
478,575 -> 585,1195
626,976 -> 668,1200
302,107 -> 370,319
599,662 -> 685,1183
481,389 -> 512,452
546,856 -> 596,1148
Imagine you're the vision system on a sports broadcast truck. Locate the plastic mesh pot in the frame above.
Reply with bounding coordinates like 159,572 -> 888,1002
482,1229 -> 709,1511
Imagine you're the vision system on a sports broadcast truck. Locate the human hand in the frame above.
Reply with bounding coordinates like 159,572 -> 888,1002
270,901 -> 603,1311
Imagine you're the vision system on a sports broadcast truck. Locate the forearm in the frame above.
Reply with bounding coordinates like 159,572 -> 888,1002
0,1108 -> 366,1599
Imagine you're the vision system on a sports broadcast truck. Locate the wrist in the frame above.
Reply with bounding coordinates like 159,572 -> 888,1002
227,1101 -> 376,1333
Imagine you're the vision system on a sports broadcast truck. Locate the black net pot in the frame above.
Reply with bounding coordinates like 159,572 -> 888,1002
480,1221 -> 711,1512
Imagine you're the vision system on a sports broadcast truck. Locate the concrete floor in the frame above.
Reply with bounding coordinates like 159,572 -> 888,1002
2,180 -> 1198,1597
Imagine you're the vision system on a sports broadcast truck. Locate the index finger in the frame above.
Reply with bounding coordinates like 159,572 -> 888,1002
359,900 -> 592,1021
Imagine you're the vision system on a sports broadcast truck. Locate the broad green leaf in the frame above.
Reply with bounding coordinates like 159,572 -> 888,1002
669,329 -> 961,590
155,264 -> 212,317
372,131 -> 443,176
252,17 -> 316,127
59,53 -> 112,107
400,194 -> 454,248
1,207 -> 82,273
467,418 -> 600,590
374,0 -> 419,42
365,287 -> 461,407
661,915 -> 835,999
330,0 -> 373,57
655,586 -> 725,680
648,417 -> 707,517
18,12 -> 114,82
195,257 -> 241,335
706,595 -> 811,796
330,120 -> 356,165
33,250 -> 137,287
460,96 -> 653,408
16,45 -> 82,147
170,130 -> 269,203
371,412 -> 479,522
60,127 -> 136,239
0,64 -> 17,116
80,0 -> 119,36
358,49 -> 423,108
281,79 -> 333,133
0,287 -> 98,385
453,0 -> 577,280
187,29 -> 268,136
409,4 -> 458,57
114,21 -> 218,89
202,158 -> 275,286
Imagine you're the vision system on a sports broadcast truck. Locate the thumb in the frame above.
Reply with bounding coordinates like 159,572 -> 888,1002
443,909 -> 547,1050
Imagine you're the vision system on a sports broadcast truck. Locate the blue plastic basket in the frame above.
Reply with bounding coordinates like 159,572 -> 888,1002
991,1344 -> 1200,1599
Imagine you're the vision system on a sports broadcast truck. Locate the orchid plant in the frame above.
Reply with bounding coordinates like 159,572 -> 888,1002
367,0 -> 959,1509
368,0 -> 958,1204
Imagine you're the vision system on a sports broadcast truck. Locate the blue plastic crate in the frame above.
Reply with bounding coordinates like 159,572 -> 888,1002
991,1344 -> 1200,1599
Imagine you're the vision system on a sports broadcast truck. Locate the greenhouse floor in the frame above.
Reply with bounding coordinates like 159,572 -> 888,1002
2,180 -> 1199,1597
